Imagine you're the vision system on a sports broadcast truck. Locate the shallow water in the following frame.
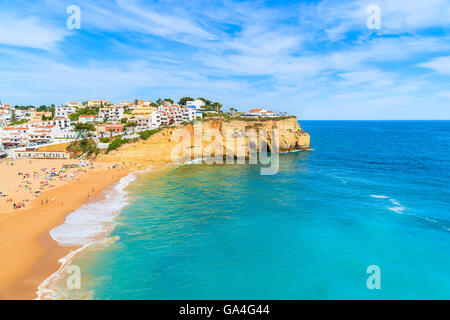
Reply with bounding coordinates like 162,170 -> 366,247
59,121 -> 450,299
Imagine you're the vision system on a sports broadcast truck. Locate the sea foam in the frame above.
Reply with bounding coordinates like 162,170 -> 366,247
370,194 -> 448,233
370,195 -> 389,199
50,173 -> 136,246
37,171 -> 139,299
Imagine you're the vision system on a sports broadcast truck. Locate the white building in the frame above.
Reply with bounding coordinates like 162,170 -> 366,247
98,105 -> 124,123
55,105 -> 76,119
157,105 -> 183,125
12,109 -> 31,121
0,108 -> 11,126
185,99 -> 206,110
158,111 -> 169,126
248,109 -> 275,117
181,106 -> 198,122
78,115 -> 96,124
36,119 -> 71,130
0,126 -> 30,147
0,123 -> 61,147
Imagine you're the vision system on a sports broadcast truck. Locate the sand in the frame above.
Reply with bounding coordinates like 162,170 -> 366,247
0,158 -> 130,300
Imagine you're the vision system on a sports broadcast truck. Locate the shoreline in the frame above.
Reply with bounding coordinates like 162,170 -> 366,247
0,160 -> 130,300
36,169 -> 143,299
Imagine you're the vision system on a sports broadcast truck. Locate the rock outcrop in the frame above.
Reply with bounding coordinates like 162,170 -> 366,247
96,117 -> 310,166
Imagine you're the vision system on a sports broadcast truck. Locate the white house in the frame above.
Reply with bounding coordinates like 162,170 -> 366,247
55,105 -> 76,119
181,106 -> 198,122
158,105 -> 183,125
0,108 -> 11,126
0,126 -> 30,147
98,105 -> 124,123
185,99 -> 206,110
78,115 -> 96,124
248,109 -> 275,117
37,119 -> 71,130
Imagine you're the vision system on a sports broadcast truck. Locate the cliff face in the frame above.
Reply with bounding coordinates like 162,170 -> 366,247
96,117 -> 310,166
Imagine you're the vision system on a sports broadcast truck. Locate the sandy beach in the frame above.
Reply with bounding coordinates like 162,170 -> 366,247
0,158 -> 129,299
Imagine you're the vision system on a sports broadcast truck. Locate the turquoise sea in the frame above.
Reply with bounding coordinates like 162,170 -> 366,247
50,121 -> 450,299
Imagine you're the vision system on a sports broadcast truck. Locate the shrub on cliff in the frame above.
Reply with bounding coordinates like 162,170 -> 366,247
106,138 -> 130,153
67,138 -> 99,157
139,128 -> 161,140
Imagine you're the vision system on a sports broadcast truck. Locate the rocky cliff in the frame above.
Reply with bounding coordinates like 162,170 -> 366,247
96,117 -> 310,166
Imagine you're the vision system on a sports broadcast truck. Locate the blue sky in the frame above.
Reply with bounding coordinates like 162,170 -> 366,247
0,0 -> 449,119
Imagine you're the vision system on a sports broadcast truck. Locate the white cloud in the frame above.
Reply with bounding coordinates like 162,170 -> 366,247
419,56 -> 450,75
337,70 -> 396,88
436,91 -> 450,99
298,0 -> 450,40
79,0 -> 216,44
0,14 -> 67,50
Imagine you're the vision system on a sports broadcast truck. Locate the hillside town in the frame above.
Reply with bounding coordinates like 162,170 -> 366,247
0,98 -> 278,158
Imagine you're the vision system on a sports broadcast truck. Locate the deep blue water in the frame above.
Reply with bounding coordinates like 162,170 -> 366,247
74,121 -> 450,299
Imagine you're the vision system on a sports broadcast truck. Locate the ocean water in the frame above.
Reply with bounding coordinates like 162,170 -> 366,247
53,121 -> 450,299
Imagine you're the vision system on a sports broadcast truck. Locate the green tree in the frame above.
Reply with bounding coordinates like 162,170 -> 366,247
124,122 -> 138,132
11,109 -> 16,123
212,102 -> 223,112
197,97 -> 212,106
178,97 -> 194,106
69,113 -> 79,121
74,123 -> 95,132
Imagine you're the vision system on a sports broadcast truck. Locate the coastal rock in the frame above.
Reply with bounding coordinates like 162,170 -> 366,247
96,118 -> 310,166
